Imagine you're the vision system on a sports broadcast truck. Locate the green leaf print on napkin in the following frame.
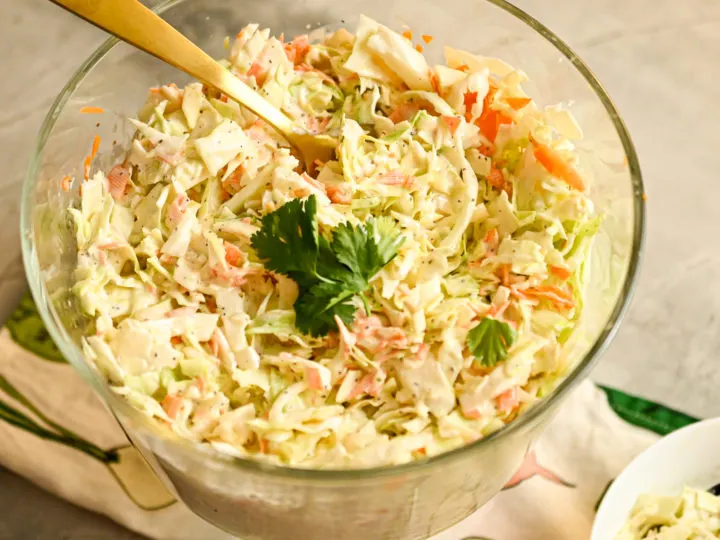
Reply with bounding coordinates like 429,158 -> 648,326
6,292 -> 65,363
0,374 -> 117,462
0,373 -> 176,510
593,386 -> 701,512
599,385 -> 699,436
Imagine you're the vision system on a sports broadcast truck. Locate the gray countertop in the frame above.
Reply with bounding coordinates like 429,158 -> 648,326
1,0 -> 719,537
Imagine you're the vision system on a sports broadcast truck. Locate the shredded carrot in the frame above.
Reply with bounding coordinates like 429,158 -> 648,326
530,137 -> 585,191
259,438 -> 269,453
457,64 -> 470,72
486,167 -> 505,191
421,34 -> 434,44
247,61 -> 268,85
474,86 -> 513,142
306,366 -> 325,391
60,175 -> 72,192
224,242 -> 245,267
496,387 -> 520,412
505,97 -> 532,110
402,30 -> 413,41
642,193 -> 648,201
327,185 -> 352,204
477,144 -> 494,157
484,228 -> 499,245
549,265 -> 572,280
80,106 -> 104,114
161,395 -> 182,420
519,285 -> 575,310
415,44 -> 424,53
487,300 -> 510,318
171,336 -> 183,345
463,91 -> 478,122
83,135 -> 101,180
441,115 -> 461,136
499,263 -> 511,286
379,170 -> 413,188
429,70 -> 441,94
476,108 -> 512,142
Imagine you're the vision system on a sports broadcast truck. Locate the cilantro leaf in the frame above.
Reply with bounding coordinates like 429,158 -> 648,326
466,318 -> 517,367
250,195 -> 404,336
366,217 -> 405,271
331,217 -> 404,283
294,282 -> 356,336
330,221 -> 379,283
250,196 -> 320,286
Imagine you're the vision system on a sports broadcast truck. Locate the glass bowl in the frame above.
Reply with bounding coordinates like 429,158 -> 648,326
21,0 -> 644,538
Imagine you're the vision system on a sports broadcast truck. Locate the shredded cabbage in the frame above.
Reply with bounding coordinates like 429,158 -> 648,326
70,17 -> 598,469
616,487 -> 720,539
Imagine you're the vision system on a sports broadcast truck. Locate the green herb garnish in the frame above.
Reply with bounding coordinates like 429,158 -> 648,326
251,195 -> 403,336
466,317 -> 517,367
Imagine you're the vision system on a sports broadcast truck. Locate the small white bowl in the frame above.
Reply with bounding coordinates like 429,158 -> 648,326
592,417 -> 720,540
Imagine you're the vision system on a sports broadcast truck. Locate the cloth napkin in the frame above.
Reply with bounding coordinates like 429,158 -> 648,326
0,292 -> 699,540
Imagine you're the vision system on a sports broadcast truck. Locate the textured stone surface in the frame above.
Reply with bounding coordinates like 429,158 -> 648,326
0,0 -> 718,537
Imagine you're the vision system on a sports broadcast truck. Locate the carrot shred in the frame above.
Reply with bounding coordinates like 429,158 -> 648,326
441,115 -> 461,135
402,30 -> 413,41
463,91 -> 478,122
429,70 -> 440,94
80,106 -> 105,114
421,34 -> 434,44
518,286 -> 575,309
476,144 -> 494,157
224,242 -> 245,267
415,44 -> 423,53
83,135 -> 101,180
474,86 -> 513,142
61,175 -> 72,192
486,167 -> 505,190
496,387 -> 520,412
161,395 -> 182,420
487,300 -> 510,318
505,97 -> 532,110
549,265 -> 572,280
484,228 -> 499,245
457,64 -> 470,72
530,137 -> 585,191
499,263 -> 511,286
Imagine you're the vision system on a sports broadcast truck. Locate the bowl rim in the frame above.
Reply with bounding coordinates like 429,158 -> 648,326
591,417 -> 720,540
22,0 -> 646,481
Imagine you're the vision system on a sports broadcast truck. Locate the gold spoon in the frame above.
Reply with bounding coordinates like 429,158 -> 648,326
50,0 -> 337,168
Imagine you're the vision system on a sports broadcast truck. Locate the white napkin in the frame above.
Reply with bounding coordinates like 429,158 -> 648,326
0,296 -> 685,540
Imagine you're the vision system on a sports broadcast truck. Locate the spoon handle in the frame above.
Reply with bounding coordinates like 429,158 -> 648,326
50,0 -> 296,136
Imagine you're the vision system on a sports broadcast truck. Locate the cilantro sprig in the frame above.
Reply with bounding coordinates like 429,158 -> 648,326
251,195 -> 404,336
466,317 -> 517,367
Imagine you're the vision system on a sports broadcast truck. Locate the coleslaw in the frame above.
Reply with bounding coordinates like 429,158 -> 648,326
616,487 -> 720,539
69,16 -> 598,468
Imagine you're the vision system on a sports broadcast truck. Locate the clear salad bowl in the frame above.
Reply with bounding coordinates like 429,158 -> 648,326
22,0 -> 644,538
